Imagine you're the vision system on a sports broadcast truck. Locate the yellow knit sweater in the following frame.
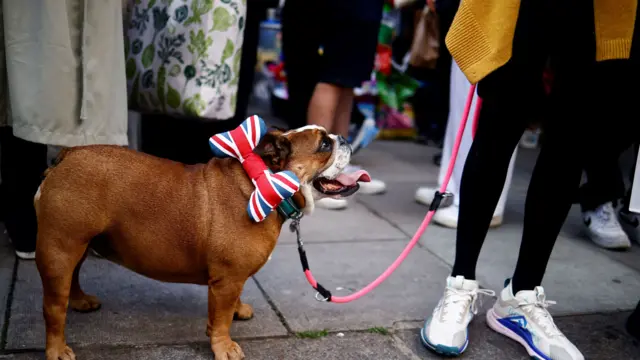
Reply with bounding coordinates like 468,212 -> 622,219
445,0 -> 638,84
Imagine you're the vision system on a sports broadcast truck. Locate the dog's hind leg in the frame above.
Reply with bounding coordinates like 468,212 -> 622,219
36,233 -> 89,360
234,298 -> 254,320
69,251 -> 102,313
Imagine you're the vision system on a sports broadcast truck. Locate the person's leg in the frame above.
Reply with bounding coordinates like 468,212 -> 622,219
306,83 -> 341,130
579,154 -> 631,249
510,2 -> 640,292
231,2 -> 264,122
449,84 -> 530,279
0,128 -> 48,258
333,88 -> 355,138
281,1 -> 320,129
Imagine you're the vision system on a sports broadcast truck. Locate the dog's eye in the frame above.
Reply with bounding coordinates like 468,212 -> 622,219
318,138 -> 333,152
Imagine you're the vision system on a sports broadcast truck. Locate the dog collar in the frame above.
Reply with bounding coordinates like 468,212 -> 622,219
277,197 -> 302,221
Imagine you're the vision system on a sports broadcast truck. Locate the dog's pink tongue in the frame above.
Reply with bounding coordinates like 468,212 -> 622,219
335,170 -> 371,186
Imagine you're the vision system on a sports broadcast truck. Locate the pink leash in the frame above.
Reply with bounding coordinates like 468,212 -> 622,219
292,85 -> 480,303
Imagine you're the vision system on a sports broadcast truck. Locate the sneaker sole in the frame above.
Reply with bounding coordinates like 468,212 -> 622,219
486,309 -> 551,360
584,231 -> 631,250
419,326 -> 467,356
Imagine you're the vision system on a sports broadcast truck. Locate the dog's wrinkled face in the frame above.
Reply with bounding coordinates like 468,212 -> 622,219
255,125 -> 370,214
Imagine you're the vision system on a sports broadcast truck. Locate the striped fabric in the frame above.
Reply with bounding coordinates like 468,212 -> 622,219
209,115 -> 300,222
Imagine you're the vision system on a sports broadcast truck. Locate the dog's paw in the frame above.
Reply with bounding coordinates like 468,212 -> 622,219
46,344 -> 76,360
70,294 -> 102,313
212,339 -> 245,360
234,302 -> 254,320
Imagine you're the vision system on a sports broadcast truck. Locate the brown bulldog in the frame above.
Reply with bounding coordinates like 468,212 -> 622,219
34,125 -> 370,360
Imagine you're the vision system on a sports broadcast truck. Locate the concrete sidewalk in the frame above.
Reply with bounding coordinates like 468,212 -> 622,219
0,140 -> 639,359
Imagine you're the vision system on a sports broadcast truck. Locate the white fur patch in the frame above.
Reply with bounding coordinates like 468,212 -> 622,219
284,125 -> 326,135
34,185 -> 42,202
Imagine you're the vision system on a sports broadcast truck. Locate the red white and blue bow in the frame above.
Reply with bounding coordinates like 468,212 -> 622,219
209,115 -> 300,222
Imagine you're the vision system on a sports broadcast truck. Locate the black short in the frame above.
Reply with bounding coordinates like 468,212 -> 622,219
283,7 -> 379,89
282,3 -> 380,127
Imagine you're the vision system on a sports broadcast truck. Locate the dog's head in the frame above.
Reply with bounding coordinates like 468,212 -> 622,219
255,125 -> 370,214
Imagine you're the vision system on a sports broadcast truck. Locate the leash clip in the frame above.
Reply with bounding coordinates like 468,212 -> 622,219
315,292 -> 329,302
290,218 -> 304,247
429,191 -> 453,211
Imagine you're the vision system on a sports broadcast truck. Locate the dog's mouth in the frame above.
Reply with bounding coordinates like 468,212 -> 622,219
313,170 -> 371,197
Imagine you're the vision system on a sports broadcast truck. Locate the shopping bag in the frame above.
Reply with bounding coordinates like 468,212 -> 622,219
408,2 -> 439,69
124,0 -> 246,119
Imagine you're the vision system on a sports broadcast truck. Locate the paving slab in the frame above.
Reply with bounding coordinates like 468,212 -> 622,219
7,257 -> 287,350
0,226 -> 16,336
278,201 -> 406,244
0,332 -> 412,360
350,143 -> 439,184
356,178 -> 527,237
254,241 -> 452,332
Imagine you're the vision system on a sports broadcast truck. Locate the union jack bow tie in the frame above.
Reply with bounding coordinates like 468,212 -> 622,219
209,115 -> 300,222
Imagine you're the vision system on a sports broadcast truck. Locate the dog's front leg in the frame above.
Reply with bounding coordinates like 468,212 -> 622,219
208,278 -> 245,360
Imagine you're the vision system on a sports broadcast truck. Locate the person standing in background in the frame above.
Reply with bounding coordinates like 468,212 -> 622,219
282,0 -> 387,210
580,145 -> 640,250
0,1 -> 129,259
414,61 -> 517,228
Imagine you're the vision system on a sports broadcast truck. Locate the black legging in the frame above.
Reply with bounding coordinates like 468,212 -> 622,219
449,0 -> 640,293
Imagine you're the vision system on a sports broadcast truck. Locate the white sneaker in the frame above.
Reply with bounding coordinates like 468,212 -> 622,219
487,280 -> 584,360
433,205 -> 503,229
315,198 -> 348,210
420,275 -> 495,356
618,209 -> 640,244
415,186 -> 454,208
345,165 -> 386,195
582,202 -> 631,249
15,251 -> 35,260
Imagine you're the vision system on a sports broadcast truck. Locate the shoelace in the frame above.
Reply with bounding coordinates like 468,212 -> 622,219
441,287 -> 495,324
518,287 -> 562,337
594,203 -> 621,230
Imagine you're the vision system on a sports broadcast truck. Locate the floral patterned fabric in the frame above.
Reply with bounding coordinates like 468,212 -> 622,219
125,0 -> 246,120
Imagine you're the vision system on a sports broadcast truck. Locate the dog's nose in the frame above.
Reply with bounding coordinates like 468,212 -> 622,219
337,135 -> 347,146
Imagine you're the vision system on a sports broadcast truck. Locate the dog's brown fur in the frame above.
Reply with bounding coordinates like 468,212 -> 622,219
34,128 -> 336,360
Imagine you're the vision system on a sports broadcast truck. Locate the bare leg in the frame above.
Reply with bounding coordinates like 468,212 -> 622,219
333,88 -> 355,138
307,83 -> 341,129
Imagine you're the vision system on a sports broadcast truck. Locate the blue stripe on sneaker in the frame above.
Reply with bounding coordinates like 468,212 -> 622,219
498,316 -> 551,360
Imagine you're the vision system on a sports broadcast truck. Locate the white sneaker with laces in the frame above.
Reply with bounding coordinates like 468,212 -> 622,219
486,280 -> 584,360
582,202 -> 631,249
421,275 -> 495,356
618,209 -> 640,244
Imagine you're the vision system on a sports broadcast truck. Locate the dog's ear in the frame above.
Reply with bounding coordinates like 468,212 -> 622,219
255,130 -> 291,170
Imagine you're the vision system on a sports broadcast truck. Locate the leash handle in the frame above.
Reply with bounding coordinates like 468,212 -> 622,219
294,84 -> 480,304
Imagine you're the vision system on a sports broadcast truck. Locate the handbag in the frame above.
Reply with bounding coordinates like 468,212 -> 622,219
124,0 -> 246,119
408,0 -> 440,69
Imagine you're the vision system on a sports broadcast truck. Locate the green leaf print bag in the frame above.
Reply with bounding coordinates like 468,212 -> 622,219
124,0 -> 245,119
